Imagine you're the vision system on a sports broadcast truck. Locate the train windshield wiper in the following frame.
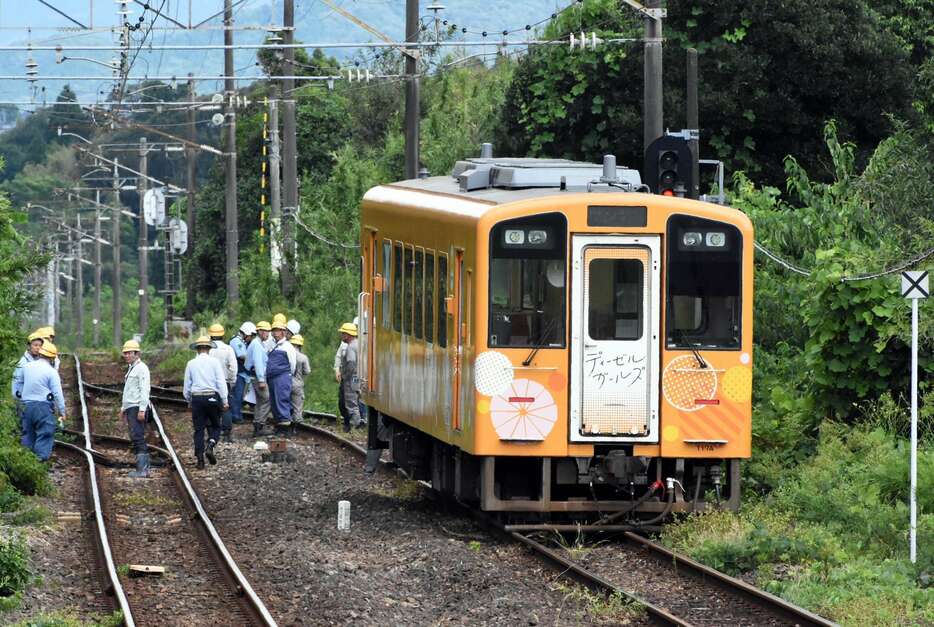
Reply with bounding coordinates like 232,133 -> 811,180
677,329 -> 708,369
523,317 -> 557,366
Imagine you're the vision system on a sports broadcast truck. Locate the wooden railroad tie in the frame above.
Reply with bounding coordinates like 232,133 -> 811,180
128,565 -> 166,577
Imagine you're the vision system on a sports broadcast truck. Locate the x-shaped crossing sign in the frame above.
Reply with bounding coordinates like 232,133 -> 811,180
902,271 -> 929,299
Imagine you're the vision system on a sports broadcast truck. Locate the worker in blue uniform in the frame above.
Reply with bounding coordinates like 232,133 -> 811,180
267,314 -> 296,435
183,336 -> 229,469
245,321 -> 272,437
20,341 -> 66,461
229,321 -> 256,427
12,331 -> 44,420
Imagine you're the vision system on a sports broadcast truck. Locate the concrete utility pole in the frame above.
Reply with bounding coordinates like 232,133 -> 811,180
643,0 -> 663,154
269,98 -> 282,275
686,47 -> 699,195
224,0 -> 239,313
138,136 -> 149,335
112,159 -> 122,346
93,188 -> 102,345
75,213 -> 85,347
185,74 -> 196,320
280,0 -> 297,295
64,226 -> 73,339
404,0 -> 420,179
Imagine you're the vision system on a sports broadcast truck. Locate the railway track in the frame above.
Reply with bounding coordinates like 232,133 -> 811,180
66,356 -> 277,627
86,380 -> 836,626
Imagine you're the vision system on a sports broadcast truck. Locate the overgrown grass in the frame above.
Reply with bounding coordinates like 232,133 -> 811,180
662,421 -> 933,626
0,532 -> 30,611
553,583 -> 645,625
9,610 -> 124,627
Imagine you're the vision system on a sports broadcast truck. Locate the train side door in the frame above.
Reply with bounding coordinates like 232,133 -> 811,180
569,235 -> 660,442
451,250 -> 464,430
359,230 -> 378,393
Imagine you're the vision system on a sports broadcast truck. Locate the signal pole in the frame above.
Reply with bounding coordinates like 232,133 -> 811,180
281,0 -> 297,295
138,136 -> 149,335
186,74 -> 196,320
112,158 -> 122,346
404,0 -> 420,179
643,0 -> 663,154
686,47 -> 699,196
224,0 -> 239,313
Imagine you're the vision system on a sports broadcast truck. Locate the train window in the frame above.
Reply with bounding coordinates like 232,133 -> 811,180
666,215 -> 742,349
414,248 -> 424,340
489,213 -> 567,348
438,254 -> 448,348
425,252 -> 435,343
405,245 -> 414,335
588,258 -> 643,341
393,242 -> 403,332
382,240 -> 391,328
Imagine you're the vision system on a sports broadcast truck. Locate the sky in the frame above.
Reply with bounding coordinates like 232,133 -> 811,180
0,0 -> 562,104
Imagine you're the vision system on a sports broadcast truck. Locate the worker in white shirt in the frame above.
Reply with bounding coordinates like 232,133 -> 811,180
183,336 -> 229,469
208,323 -> 238,443
12,331 -> 44,421
289,334 -> 310,424
267,314 -> 296,434
121,340 -> 151,478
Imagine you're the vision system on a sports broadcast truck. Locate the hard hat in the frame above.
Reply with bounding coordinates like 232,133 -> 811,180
286,319 -> 301,335
239,321 -> 257,335
38,342 -> 58,359
27,331 -> 43,343
122,339 -> 141,353
190,335 -> 215,350
339,322 -> 358,337
208,323 -> 225,337
256,320 -> 272,332
289,334 -> 304,347
271,313 -> 288,329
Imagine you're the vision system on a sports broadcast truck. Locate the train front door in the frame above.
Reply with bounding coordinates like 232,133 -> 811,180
569,235 -> 660,442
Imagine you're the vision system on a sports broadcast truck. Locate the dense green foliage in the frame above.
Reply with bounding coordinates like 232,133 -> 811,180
499,0 -> 930,186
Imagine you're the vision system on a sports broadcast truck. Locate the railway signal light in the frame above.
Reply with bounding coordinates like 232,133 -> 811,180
644,134 -> 698,199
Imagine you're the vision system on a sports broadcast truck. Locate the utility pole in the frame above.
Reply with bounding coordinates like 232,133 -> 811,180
93,188 -> 102,345
138,136 -> 149,335
268,98 -> 282,275
185,74 -> 196,320
280,0 -> 297,295
112,158 -> 122,346
686,48 -> 699,196
224,0 -> 239,313
64,226 -> 73,340
643,0 -> 663,155
404,0 -> 420,180
75,213 -> 85,347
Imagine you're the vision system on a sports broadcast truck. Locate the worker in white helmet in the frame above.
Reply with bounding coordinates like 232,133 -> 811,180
229,321 -> 256,427
121,339 -> 151,478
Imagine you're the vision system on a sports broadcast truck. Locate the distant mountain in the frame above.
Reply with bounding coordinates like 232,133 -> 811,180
1,0 -> 560,103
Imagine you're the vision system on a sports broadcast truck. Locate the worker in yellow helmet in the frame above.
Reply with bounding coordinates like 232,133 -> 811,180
12,331 -> 45,420
267,317 -> 296,434
35,327 -> 60,370
121,339 -> 151,478
338,322 -> 363,432
246,320 -> 273,437
20,342 -> 66,461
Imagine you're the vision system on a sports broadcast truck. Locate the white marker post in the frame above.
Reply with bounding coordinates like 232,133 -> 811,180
901,270 -> 928,564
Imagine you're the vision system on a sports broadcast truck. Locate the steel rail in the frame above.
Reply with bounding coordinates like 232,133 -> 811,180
72,355 -> 135,627
620,531 -> 836,627
147,401 -> 278,627
290,419 -> 835,627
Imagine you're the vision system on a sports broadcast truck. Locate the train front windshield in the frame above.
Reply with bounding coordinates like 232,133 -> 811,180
666,214 -> 742,349
489,213 -> 567,348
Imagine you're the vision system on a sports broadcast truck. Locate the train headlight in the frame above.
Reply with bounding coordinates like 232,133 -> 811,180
705,232 -> 726,247
682,231 -> 702,247
527,230 -> 547,245
505,229 -> 525,245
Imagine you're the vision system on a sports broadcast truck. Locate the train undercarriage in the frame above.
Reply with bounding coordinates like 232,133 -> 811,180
367,410 -> 740,519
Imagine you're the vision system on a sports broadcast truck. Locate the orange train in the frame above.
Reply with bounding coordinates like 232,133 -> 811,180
357,154 -> 753,516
